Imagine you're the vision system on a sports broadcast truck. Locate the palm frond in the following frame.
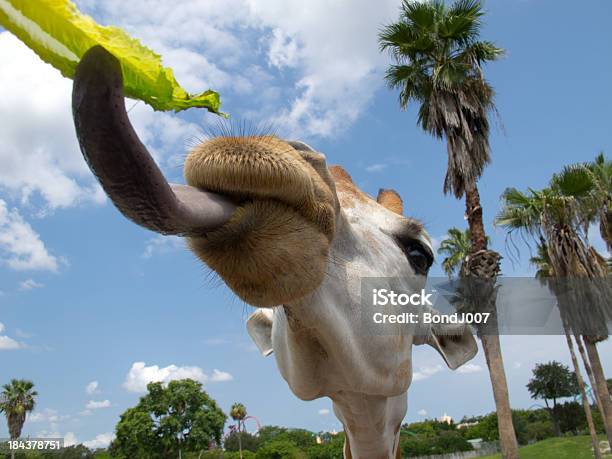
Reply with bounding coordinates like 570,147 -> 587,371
438,227 -> 472,277
495,187 -> 544,236
379,0 -> 502,198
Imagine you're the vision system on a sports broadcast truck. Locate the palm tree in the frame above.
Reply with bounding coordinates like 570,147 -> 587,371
550,153 -> 611,244
0,379 -> 38,459
230,402 -> 247,459
379,2 -> 518,457
497,185 -> 608,456
438,228 -> 472,277
439,228 -> 491,277
584,153 -> 611,249
549,155 -> 612,447
529,242 -> 553,280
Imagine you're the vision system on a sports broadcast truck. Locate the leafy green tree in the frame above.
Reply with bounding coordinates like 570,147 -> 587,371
256,426 -> 287,444
0,379 -> 38,459
224,431 -> 260,453
431,431 -> 473,454
254,439 -> 303,459
305,433 -> 344,459
527,361 -> 580,436
379,2 -> 517,456
110,379 -> 225,459
400,430 -> 472,457
524,420 -> 554,442
52,445 -> 94,458
275,430 -> 316,450
192,451 -> 254,459
557,401 -> 589,434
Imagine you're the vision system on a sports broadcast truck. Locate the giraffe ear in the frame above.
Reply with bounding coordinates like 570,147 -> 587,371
427,324 -> 478,370
377,189 -> 403,215
246,309 -> 274,357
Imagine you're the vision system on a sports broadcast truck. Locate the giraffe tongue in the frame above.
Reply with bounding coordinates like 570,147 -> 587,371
72,46 -> 236,236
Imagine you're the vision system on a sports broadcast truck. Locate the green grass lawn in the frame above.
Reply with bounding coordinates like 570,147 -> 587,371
480,435 -> 609,459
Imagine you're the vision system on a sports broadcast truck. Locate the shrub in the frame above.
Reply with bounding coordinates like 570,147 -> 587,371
400,431 -> 472,457
255,440 -> 305,459
524,420 -> 555,442
224,431 -> 261,452
305,434 -> 344,459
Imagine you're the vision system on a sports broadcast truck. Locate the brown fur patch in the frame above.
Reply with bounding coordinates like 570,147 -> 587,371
188,200 -> 329,307
329,165 -> 354,185
329,165 -> 370,209
184,136 -> 337,306
377,189 -> 404,216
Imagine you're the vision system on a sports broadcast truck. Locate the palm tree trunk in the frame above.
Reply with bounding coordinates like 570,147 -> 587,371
465,185 -> 487,251
465,184 -> 519,459
238,420 -> 243,459
481,334 -> 519,459
576,335 -> 604,410
584,336 -> 612,448
565,332 -> 601,459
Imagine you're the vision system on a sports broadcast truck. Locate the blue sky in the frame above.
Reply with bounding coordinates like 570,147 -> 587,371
0,0 -> 611,448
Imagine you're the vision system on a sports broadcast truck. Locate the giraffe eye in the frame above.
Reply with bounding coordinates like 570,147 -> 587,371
397,239 -> 433,275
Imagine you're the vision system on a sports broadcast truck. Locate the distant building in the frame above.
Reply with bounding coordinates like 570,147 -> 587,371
457,420 -> 479,429
438,413 -> 453,424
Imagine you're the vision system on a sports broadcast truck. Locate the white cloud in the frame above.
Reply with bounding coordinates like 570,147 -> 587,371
318,408 -> 330,416
0,322 -> 23,350
513,361 -> 522,369
75,0 -> 400,139
0,29 -> 197,222
418,409 -> 428,417
0,0 -> 405,255
413,365 -> 443,382
83,432 -> 114,449
210,369 -> 233,382
456,363 -> 483,374
85,380 -> 100,395
19,279 -> 44,291
268,28 -> 299,69
249,0 -> 399,137
0,33 -> 106,210
28,408 -> 64,423
366,163 -> 388,173
123,361 -> 208,393
123,362 -> 233,392
64,432 -> 78,447
85,399 -> 111,410
142,235 -> 184,259
0,335 -> 22,350
0,200 -> 58,271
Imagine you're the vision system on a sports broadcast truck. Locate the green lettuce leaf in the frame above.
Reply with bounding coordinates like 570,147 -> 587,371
0,0 -> 223,113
